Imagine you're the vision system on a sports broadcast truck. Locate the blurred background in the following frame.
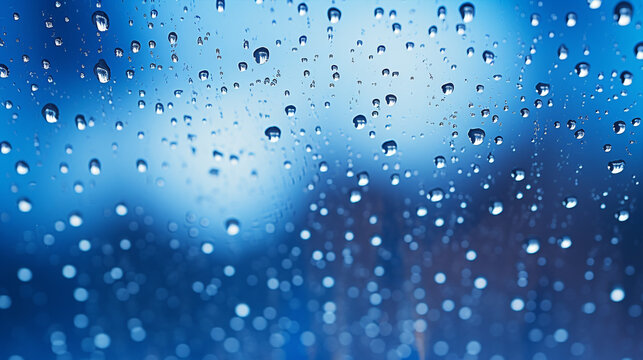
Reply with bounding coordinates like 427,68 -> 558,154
0,0 -> 641,359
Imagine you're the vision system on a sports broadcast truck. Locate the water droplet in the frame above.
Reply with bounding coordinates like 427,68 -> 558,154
238,62 -> 247,71
385,94 -> 397,106
562,196 -> 578,209
225,219 -> 240,235
558,44 -> 569,60
253,47 -> 270,64
613,121 -> 626,134
357,172 -> 369,186
89,159 -> 101,175
635,42 -> 643,60
459,2 -> 475,23
614,210 -> 630,222
265,126 -> 281,142
620,71 -> 632,86
115,203 -> 128,216
614,1 -> 633,26
327,7 -> 341,23
285,105 -> 296,117
438,6 -> 447,20
349,189 -> 362,203
69,213 -> 83,227
136,159 -> 148,173
587,0 -> 602,9
428,26 -> 438,38
434,156 -> 446,169
92,11 -> 109,32
535,82 -> 550,96
468,128 -> 485,145
41,103 -> 59,123
511,169 -> 526,181
0,141 -> 11,154
441,83 -> 454,95
352,115 -> 367,129
298,3 -> 308,16
131,40 -> 141,53
575,62 -> 590,77
524,238 -> 540,254
565,12 -> 577,27
93,59 -> 111,83
610,287 -> 625,302
381,140 -> 397,156
168,32 -> 178,45
17,198 -> 32,213
0,64 -> 9,78
15,161 -> 30,175
489,201 -> 503,215
607,160 -> 625,174
428,188 -> 444,202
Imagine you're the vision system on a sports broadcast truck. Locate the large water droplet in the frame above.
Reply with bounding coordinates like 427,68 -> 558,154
41,103 -> 59,123
575,62 -> 590,77
253,47 -> 270,64
17,198 -> 32,213
298,3 -> 308,16
93,59 -> 111,83
614,2 -> 633,26
607,160 -> 625,174
285,105 -> 296,117
327,7 -> 341,23
468,128 -> 485,145
482,50 -> 495,64
352,115 -> 367,129
15,161 -> 29,175
489,201 -> 503,215
613,121 -> 626,134
562,196 -> 578,209
535,82 -> 550,96
459,3 -> 475,23
635,42 -> 643,60
441,83 -> 454,95
381,140 -> 397,156
92,11 -> 109,32
168,32 -> 178,45
225,219 -> 240,235
265,126 -> 281,142
89,159 -> 101,175
0,64 -> 9,78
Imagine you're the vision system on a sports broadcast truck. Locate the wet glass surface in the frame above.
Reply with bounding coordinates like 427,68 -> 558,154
0,0 -> 642,359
